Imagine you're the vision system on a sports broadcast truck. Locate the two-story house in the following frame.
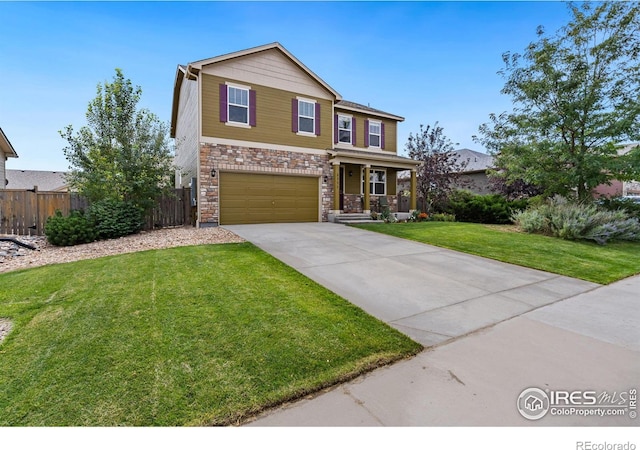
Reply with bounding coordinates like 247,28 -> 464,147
171,42 -> 418,226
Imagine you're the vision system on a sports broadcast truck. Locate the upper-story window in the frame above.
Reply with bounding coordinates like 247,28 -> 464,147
298,100 -> 316,133
338,115 -> 352,144
368,121 -> 381,148
228,86 -> 249,124
292,98 -> 321,136
364,119 -> 385,149
220,83 -> 256,127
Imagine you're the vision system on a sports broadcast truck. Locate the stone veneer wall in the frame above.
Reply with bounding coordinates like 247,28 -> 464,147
342,194 -> 398,214
370,195 -> 399,213
198,143 -> 332,225
343,194 -> 363,213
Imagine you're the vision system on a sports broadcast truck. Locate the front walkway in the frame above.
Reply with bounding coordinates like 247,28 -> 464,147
224,223 -> 598,347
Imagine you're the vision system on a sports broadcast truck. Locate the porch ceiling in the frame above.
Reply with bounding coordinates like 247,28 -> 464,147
327,149 -> 419,170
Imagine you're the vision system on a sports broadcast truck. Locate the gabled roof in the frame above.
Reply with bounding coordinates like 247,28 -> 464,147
188,42 -> 341,100
0,128 -> 18,158
171,42 -> 345,138
5,170 -> 68,191
335,100 -> 404,122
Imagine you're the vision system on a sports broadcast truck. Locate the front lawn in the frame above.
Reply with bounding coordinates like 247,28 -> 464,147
0,243 -> 420,426
354,222 -> 640,284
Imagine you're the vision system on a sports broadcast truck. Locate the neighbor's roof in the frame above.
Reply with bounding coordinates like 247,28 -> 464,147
0,128 -> 18,158
618,142 -> 640,155
5,169 -> 68,191
335,100 -> 404,122
396,148 -> 494,180
450,148 -> 494,173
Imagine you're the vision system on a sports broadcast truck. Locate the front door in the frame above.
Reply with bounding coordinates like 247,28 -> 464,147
339,166 -> 345,211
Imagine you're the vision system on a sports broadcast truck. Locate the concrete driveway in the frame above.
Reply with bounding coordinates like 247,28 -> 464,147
224,222 -> 598,347
225,223 -> 639,426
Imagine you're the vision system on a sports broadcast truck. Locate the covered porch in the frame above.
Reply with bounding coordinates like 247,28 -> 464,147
327,149 -> 419,217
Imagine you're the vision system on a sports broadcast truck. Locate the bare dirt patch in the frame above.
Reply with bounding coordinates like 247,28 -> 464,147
0,227 -> 245,274
0,318 -> 12,344
482,224 -> 523,233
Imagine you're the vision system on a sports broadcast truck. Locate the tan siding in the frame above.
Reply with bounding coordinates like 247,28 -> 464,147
173,78 -> 199,187
202,74 -> 332,150
202,48 -> 333,100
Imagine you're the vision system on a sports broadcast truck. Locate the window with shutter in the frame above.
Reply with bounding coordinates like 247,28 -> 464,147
221,83 -> 255,127
298,100 -> 315,133
295,98 -> 320,136
337,115 -> 352,144
368,121 -> 381,148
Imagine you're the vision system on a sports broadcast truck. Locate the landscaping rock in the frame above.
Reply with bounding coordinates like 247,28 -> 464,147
0,227 -> 245,274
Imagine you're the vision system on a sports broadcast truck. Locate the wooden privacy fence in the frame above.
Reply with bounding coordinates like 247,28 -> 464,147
0,187 -> 192,236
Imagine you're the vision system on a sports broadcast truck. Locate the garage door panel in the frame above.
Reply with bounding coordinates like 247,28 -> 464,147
219,172 -> 319,225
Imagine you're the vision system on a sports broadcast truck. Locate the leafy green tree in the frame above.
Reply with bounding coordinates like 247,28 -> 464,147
476,2 -> 640,201
60,69 -> 174,212
406,122 -> 468,211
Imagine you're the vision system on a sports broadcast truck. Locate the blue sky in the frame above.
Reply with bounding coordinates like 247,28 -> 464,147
0,1 -> 573,171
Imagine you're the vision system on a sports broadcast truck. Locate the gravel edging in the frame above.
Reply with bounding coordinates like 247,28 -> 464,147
0,227 -> 245,274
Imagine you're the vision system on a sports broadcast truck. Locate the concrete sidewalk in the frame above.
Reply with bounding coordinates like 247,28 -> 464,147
246,275 -> 639,426
224,223 -> 639,426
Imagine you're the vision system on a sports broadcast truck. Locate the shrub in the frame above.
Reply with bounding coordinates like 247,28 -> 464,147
512,208 -> 545,233
430,213 -> 456,222
45,210 -> 97,247
512,198 -> 640,244
599,197 -> 640,220
442,191 -> 528,224
88,199 -> 144,240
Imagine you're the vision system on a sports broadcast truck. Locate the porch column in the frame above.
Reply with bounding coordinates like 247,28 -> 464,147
332,162 -> 340,212
363,164 -> 371,213
410,169 -> 417,211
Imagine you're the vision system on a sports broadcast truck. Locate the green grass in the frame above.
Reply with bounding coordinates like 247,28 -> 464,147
354,222 -> 640,284
0,243 -> 421,426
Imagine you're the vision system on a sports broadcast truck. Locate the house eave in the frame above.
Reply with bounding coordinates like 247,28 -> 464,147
189,42 -> 342,101
170,65 -> 187,139
334,104 -> 404,122
328,149 -> 419,170
0,128 -> 18,158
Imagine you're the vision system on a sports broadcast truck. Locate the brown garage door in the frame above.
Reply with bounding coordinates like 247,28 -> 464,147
219,172 -> 319,225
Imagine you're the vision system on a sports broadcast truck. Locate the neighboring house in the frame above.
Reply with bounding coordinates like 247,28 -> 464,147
450,148 -> 496,195
171,42 -> 419,226
5,169 -> 69,192
0,128 -> 19,189
593,143 -> 640,198
397,148 -> 496,195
